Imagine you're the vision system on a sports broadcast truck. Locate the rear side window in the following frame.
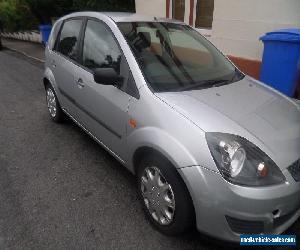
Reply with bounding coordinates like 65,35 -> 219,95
57,19 -> 83,61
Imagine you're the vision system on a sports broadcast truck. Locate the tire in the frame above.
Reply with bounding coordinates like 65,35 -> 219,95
137,154 -> 195,235
45,84 -> 65,123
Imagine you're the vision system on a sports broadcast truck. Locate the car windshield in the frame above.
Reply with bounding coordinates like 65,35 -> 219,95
117,22 -> 244,92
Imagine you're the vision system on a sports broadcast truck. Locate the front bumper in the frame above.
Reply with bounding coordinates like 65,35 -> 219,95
179,165 -> 300,242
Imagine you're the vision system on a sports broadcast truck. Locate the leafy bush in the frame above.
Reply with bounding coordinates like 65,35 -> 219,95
72,0 -> 135,12
0,0 -> 135,32
0,0 -> 38,31
23,0 -> 73,24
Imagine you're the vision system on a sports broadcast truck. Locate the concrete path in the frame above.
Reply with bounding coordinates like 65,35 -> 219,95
1,38 -> 45,62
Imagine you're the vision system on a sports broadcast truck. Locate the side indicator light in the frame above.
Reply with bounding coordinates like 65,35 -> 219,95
129,119 -> 137,128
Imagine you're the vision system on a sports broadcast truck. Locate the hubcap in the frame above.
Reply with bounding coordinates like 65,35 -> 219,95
140,166 -> 175,225
46,88 -> 57,117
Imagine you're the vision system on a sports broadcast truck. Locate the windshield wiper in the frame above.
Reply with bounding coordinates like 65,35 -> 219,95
178,79 -> 231,92
177,68 -> 245,92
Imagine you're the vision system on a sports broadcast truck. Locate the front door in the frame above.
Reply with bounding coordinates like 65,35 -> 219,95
74,19 -> 131,160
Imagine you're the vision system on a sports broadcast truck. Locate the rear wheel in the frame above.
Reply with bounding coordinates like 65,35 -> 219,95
45,84 -> 65,123
137,154 -> 195,235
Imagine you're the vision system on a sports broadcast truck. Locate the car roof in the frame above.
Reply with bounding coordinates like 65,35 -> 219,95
59,11 -> 184,24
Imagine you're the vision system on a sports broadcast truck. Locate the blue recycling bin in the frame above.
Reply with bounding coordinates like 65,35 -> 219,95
260,29 -> 300,96
39,24 -> 52,45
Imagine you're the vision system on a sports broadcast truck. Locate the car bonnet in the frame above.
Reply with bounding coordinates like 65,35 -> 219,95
155,76 -> 300,170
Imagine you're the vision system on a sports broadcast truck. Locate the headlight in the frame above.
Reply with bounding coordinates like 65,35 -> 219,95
206,133 -> 285,186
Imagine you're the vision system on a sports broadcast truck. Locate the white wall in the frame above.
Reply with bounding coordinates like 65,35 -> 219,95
135,0 -> 300,60
135,0 -> 166,17
135,0 -> 191,21
211,0 -> 300,60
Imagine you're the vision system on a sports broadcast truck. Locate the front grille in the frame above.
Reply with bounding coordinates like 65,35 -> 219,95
225,216 -> 264,234
288,159 -> 300,182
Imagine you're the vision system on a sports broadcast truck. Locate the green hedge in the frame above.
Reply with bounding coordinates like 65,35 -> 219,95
0,0 -> 38,32
0,0 -> 135,32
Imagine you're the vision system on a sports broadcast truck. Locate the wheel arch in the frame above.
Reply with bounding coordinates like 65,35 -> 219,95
43,77 -> 51,89
133,146 -> 169,175
43,67 -> 58,91
43,67 -> 62,104
43,76 -> 59,98
133,145 -> 197,229
127,127 -> 198,174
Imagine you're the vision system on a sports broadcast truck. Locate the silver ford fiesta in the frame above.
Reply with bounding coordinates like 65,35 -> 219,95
43,12 -> 300,242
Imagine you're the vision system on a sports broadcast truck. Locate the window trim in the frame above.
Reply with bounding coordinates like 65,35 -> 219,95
172,0 -> 185,22
194,0 -> 214,30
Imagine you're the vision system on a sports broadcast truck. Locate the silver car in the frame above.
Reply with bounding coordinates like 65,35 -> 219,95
44,12 -> 300,242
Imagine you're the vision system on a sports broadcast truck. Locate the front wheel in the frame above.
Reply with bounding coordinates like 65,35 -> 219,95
137,154 -> 195,235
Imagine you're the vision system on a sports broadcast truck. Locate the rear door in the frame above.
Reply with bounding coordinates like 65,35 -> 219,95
53,18 -> 84,116
73,19 -> 135,160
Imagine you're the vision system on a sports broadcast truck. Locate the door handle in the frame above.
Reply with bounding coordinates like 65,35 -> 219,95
76,78 -> 85,88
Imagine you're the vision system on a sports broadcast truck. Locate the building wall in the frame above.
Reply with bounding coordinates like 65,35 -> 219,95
134,0 -> 300,89
136,0 -> 300,60
211,0 -> 300,61
135,0 -> 166,17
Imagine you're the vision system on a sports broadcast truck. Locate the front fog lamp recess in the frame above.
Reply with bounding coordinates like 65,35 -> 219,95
219,141 -> 246,177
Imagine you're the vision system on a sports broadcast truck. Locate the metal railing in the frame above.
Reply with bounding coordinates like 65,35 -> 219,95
0,30 -> 42,43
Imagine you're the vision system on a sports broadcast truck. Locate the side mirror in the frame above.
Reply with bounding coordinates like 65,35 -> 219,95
93,68 -> 123,87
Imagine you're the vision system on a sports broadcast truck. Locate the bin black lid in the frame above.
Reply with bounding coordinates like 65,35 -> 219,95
260,29 -> 300,42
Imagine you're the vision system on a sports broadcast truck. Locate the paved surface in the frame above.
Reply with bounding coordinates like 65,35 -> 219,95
0,49 -> 299,250
1,38 -> 45,62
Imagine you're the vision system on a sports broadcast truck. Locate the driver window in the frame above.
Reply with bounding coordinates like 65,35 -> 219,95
82,20 -> 122,74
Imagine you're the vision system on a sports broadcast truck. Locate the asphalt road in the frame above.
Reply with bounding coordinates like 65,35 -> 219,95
0,49 -> 299,250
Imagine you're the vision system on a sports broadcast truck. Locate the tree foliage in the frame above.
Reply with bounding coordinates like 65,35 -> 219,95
0,0 -> 135,32
72,0 -> 135,12
0,0 -> 37,31
23,0 -> 73,24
